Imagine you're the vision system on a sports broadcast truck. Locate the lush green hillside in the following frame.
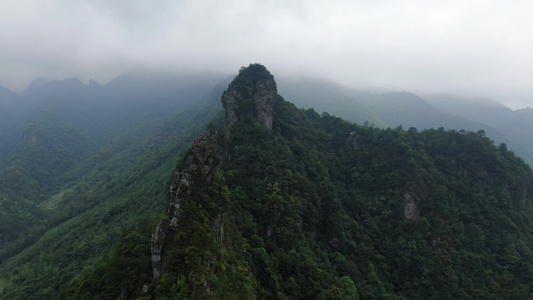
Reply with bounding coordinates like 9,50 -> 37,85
0,75 -> 226,298
64,64 -> 533,299
0,72 -> 225,249
278,78 -> 515,165
426,95 -> 533,166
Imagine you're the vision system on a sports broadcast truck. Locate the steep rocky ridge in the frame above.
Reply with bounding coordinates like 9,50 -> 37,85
150,64 -> 278,298
151,131 -> 228,278
151,64 -> 279,279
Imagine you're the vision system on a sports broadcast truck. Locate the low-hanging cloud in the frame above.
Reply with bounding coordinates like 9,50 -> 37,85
1,0 -> 533,108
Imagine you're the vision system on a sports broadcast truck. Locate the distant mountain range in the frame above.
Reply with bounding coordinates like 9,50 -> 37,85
277,76 -> 533,166
2,71 -> 532,164
2,71 -> 532,166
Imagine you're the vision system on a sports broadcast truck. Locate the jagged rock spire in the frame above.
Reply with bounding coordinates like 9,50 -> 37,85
151,63 -> 276,284
222,64 -> 278,130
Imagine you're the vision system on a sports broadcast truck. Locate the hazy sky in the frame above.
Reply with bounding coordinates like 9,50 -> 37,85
1,0 -> 533,108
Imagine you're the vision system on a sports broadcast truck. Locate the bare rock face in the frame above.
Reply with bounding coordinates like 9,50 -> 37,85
347,132 -> 358,149
401,176 -> 428,221
151,64 -> 277,286
222,64 -> 278,130
151,131 -> 226,278
402,192 -> 421,221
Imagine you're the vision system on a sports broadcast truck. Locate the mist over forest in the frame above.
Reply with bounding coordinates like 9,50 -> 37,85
0,64 -> 533,298
3,1 -> 533,298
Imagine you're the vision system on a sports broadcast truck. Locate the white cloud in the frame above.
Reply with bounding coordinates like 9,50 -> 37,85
0,0 -> 533,108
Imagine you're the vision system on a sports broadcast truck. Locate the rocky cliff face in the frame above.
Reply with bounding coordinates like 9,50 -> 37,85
222,64 -> 278,130
151,64 -> 278,282
401,175 -> 428,221
151,131 -> 226,278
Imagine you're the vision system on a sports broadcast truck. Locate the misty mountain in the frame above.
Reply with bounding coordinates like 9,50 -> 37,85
2,67 -> 533,298
279,76 -> 533,165
278,76 -> 494,132
0,70 -> 227,189
277,76 -> 387,127
0,72 -> 227,298
0,84 -> 23,124
0,72 -> 225,261
425,95 -> 533,166
0,85 -> 23,153
2,72 -> 225,150
0,73 -> 219,191
60,64 -> 533,299
0,84 -> 22,106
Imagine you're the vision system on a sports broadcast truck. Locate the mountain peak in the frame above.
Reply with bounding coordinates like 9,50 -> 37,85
25,77 -> 85,95
25,77 -> 51,94
88,78 -> 101,87
0,84 -> 19,98
222,63 -> 278,130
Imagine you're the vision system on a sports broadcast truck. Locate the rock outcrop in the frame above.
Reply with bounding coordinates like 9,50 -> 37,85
222,64 -> 278,130
402,192 -> 421,221
401,175 -> 428,221
151,131 -> 226,278
151,64 -> 278,281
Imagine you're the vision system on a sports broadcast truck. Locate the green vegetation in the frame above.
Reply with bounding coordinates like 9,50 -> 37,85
2,65 -> 533,299
212,95 -> 533,299
0,106 -> 218,299
0,76 -> 225,299
141,65 -> 533,298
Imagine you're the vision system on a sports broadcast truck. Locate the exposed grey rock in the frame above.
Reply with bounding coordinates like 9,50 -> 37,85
151,64 -> 278,292
151,218 -> 168,278
402,192 -> 421,221
151,131 -> 226,279
401,176 -> 428,221
213,212 -> 228,245
142,283 -> 150,294
221,64 -> 278,130
348,132 -> 358,149
431,237 -> 443,250
328,237 -> 340,249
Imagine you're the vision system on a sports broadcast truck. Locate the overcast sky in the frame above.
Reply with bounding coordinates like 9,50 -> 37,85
1,0 -> 533,108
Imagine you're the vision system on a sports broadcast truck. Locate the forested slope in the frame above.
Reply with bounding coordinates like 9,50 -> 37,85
3,65 -> 533,299
278,78 -> 516,166
426,95 -> 533,167
0,75 -> 226,299
68,64 -> 533,299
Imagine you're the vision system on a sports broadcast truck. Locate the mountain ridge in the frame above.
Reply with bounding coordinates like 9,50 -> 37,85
143,64 -> 533,299
2,66 -> 533,298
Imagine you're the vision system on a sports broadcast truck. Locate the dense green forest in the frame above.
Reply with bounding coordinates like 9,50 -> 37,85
278,78 -> 531,166
59,64 -> 533,299
2,65 -> 533,299
0,74 -> 226,298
